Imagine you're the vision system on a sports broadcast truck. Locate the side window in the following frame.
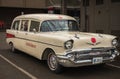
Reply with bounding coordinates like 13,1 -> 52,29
40,21 -> 51,32
20,20 -> 29,31
12,20 -> 20,30
30,21 -> 40,32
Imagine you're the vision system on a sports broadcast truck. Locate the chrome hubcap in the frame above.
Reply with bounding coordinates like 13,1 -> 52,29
10,44 -> 14,52
49,54 -> 57,70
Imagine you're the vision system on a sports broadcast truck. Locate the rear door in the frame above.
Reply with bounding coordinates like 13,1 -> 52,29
23,20 -> 41,57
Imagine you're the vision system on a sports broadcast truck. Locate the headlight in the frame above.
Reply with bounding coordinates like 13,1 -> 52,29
112,38 -> 118,47
64,40 -> 73,49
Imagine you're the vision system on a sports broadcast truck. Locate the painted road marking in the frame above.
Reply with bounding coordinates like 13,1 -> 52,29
107,64 -> 120,69
0,54 -> 38,79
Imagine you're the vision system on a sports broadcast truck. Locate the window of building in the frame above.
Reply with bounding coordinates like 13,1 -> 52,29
111,0 -> 120,3
20,20 -> 29,31
96,0 -> 104,5
12,20 -> 20,30
83,0 -> 89,6
30,21 -> 40,32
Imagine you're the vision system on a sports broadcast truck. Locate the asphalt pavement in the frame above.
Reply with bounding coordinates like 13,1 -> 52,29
0,31 -> 120,79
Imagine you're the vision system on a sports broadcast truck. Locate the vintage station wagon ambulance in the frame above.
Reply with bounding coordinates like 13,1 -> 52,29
6,14 -> 119,73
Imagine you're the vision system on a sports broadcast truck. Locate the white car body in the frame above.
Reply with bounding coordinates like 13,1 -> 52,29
6,14 -> 119,73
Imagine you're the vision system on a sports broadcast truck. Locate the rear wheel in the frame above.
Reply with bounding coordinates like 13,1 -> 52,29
9,43 -> 17,53
47,51 -> 63,73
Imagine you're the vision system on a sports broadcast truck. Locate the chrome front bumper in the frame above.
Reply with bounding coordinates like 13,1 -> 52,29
57,47 -> 119,67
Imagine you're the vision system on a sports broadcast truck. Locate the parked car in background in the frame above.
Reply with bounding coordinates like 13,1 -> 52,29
6,14 -> 119,73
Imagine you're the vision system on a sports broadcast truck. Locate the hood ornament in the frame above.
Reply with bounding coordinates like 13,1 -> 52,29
91,38 -> 96,43
86,37 -> 101,45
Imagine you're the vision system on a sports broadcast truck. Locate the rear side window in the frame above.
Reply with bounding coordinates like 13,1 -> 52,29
20,20 -> 29,31
30,21 -> 40,32
12,20 -> 20,30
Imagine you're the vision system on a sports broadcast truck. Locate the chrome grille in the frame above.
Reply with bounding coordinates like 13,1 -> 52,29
74,48 -> 115,61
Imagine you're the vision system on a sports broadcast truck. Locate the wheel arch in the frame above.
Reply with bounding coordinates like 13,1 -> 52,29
9,41 -> 13,45
41,48 -> 55,60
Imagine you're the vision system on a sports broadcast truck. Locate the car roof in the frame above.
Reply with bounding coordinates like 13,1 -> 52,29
14,14 -> 76,21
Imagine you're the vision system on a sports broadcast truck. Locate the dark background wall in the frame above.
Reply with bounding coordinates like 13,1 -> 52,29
0,7 -> 47,29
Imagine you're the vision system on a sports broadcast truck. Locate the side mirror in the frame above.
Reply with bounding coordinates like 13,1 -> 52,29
33,28 -> 37,33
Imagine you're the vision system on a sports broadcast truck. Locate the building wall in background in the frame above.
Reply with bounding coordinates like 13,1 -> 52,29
1,0 -> 120,36
80,0 -> 120,36
0,0 -> 81,29
0,0 -> 46,8
0,0 -> 25,7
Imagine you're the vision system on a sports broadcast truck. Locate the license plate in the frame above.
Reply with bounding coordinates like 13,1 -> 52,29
92,57 -> 103,64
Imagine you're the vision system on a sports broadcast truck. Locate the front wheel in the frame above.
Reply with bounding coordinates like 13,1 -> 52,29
47,52 -> 63,73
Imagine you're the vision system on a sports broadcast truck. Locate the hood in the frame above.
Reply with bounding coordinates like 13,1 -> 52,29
46,31 -> 115,39
39,31 -> 116,49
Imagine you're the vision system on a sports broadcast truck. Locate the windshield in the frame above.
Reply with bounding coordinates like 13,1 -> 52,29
40,20 -> 80,32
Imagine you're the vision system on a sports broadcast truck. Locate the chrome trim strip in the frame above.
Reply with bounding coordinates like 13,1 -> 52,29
15,37 -> 63,47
